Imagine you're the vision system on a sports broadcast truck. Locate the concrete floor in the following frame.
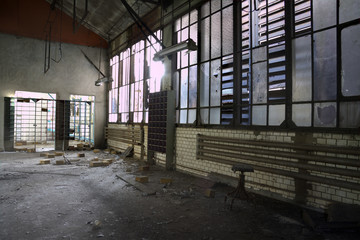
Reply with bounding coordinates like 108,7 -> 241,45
0,151 -> 358,240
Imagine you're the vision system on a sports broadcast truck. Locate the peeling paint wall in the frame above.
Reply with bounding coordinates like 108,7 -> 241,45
0,33 -> 108,151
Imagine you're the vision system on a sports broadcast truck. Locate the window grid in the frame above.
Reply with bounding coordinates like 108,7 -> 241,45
109,30 -> 162,124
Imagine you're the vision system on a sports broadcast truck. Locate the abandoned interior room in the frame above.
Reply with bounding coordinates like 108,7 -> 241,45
0,0 -> 359,239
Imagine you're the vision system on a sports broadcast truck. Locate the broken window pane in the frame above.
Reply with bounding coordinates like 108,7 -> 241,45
341,24 -> 360,97
189,66 -> 197,108
210,108 -> 220,124
180,110 -> 187,124
269,104 -> 285,126
314,28 -> 337,101
313,0 -> 336,31
222,6 -> 233,56
339,0 -> 360,24
340,102 -> 360,128
189,24 -> 198,65
200,63 -> 209,107
201,17 -> 210,61
211,12 -> 221,59
252,105 -> 267,126
180,69 -> 188,108
252,61 -> 267,104
210,59 -> 221,106
292,103 -> 311,127
292,35 -> 312,102
200,108 -> 209,124
314,102 -> 336,127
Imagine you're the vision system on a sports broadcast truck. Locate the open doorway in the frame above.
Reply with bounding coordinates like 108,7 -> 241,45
68,95 -> 95,148
13,91 -> 56,152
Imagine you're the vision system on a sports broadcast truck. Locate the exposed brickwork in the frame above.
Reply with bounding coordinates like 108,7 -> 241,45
175,128 -> 360,210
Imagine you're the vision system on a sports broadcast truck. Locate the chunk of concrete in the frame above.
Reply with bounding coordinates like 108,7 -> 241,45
55,152 -> 64,156
47,154 -> 55,158
93,149 -> 101,153
77,153 -> 85,157
40,159 -> 50,165
55,160 -> 65,165
160,178 -> 173,184
136,176 -> 149,183
205,189 -> 215,198
140,166 -> 150,171
89,161 -> 109,167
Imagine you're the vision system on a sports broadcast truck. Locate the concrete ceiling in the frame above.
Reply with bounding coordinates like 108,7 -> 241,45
47,0 -> 159,42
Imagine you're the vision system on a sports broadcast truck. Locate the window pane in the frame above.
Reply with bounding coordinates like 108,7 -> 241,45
252,61 -> 268,104
182,13 -> 189,27
189,66 -> 197,108
314,102 -> 336,127
222,6 -> 233,55
200,108 -> 209,124
269,104 -> 285,126
201,17 -> 210,61
314,28 -> 337,101
210,59 -> 221,106
292,35 -> 312,102
211,0 -> 221,13
339,0 -> 360,24
210,108 -> 220,124
190,9 -> 198,24
252,105 -> 267,125
211,12 -> 221,58
313,0 -> 336,31
340,102 -> 360,128
180,69 -> 188,108
180,109 -> 187,124
252,46 -> 266,63
201,1 -> 210,18
188,109 -> 196,124
341,24 -> 360,97
189,24 -> 198,65
200,62 -> 209,107
292,104 -> 311,127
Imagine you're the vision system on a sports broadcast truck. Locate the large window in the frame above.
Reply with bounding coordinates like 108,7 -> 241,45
292,0 -> 360,128
173,0 -> 360,129
109,30 -> 163,123
174,9 -> 199,124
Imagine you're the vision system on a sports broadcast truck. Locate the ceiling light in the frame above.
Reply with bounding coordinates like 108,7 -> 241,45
153,38 -> 197,61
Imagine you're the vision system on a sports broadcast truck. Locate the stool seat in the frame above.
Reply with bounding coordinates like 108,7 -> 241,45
231,164 -> 254,173
225,163 -> 254,210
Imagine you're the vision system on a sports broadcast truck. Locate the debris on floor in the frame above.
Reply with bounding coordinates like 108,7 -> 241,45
39,159 -> 50,165
135,176 -> 149,183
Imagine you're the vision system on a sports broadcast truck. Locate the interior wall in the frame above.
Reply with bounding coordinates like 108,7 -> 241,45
0,33 -> 108,151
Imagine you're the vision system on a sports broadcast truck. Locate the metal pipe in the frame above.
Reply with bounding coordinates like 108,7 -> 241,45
198,141 -> 360,168
197,154 -> 360,192
197,147 -> 360,178
198,134 -> 360,155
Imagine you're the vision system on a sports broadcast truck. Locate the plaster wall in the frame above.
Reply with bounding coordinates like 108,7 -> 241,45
0,33 -> 108,151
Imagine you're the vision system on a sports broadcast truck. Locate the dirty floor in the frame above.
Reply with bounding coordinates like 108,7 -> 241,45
0,151 -> 358,240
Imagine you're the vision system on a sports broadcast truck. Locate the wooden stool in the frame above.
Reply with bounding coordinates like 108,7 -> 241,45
224,164 -> 254,210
